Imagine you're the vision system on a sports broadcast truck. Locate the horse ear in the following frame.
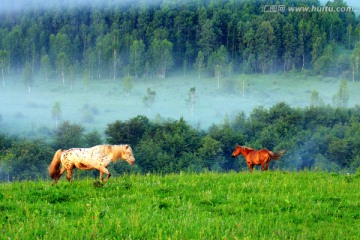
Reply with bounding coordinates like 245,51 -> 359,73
125,144 -> 129,149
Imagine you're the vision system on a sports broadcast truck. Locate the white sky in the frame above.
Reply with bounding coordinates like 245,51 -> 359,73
0,1 -> 359,16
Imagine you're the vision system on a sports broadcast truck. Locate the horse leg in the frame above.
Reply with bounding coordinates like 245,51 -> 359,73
98,166 -> 111,183
52,167 -> 67,186
66,166 -> 74,182
261,163 -> 266,171
264,157 -> 271,170
247,163 -> 254,173
99,171 -> 103,182
261,161 -> 270,171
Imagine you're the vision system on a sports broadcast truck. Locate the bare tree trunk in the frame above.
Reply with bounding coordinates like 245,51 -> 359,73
2,68 -> 4,87
353,65 -> 355,82
242,78 -> 245,98
98,50 -> 101,80
356,56 -> 359,82
302,54 -> 305,71
113,49 -> 117,81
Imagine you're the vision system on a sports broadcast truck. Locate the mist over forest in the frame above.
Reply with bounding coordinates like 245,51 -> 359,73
1,0 -> 360,180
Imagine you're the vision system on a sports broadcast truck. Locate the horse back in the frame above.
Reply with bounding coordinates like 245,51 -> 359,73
247,149 -> 271,164
61,147 -> 111,170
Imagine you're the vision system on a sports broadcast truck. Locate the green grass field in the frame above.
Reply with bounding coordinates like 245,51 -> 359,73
1,171 -> 359,239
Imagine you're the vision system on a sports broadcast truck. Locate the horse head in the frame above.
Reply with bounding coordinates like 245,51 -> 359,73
231,144 -> 243,158
123,145 -> 135,165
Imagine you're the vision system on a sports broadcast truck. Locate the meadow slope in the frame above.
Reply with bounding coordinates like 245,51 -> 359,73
1,171 -> 359,239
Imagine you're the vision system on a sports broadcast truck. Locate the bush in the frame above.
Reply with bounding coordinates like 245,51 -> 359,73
53,121 -> 85,149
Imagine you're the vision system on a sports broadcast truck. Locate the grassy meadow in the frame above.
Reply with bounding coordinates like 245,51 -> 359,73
1,72 -> 360,139
1,171 -> 359,239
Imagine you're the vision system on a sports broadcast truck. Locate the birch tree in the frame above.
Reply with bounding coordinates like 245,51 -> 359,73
194,51 -> 205,79
40,54 -> 51,82
23,62 -> 33,93
130,39 -> 145,78
150,39 -> 173,78
351,43 -> 360,82
52,102 -> 62,128
0,50 -> 8,87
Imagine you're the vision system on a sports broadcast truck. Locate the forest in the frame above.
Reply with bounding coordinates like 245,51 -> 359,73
1,0 -> 360,181
1,103 -> 360,181
0,0 -> 359,83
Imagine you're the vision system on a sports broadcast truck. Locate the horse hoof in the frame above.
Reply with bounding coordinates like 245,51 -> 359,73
93,180 -> 104,188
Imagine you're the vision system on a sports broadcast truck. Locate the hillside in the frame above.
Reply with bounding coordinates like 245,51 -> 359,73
1,171 -> 359,239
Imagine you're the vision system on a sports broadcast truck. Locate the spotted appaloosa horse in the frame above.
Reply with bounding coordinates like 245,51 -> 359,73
231,144 -> 285,172
49,144 -> 135,185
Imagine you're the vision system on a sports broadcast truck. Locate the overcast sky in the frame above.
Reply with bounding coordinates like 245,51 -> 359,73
0,0 -> 144,12
1,0 -> 359,14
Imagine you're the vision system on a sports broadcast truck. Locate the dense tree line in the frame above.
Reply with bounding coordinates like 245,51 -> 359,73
1,103 -> 360,181
0,0 -> 360,84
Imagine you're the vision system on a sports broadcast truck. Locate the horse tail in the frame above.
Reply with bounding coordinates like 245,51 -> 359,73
49,149 -> 62,179
270,150 -> 285,160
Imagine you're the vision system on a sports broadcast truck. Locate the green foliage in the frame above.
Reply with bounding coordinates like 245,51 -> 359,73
53,121 -> 85,149
194,51 -> 205,79
51,102 -> 61,128
105,115 -> 150,147
3,101 -> 360,179
40,53 -> 51,82
4,100 -> 360,180
84,130 -> 103,147
1,138 -> 53,181
149,38 -> 174,78
0,0 -> 357,79
255,21 -> 275,74
0,172 -> 359,239
129,39 -> 145,78
332,79 -> 349,108
310,90 -> 324,107
0,49 -> 8,86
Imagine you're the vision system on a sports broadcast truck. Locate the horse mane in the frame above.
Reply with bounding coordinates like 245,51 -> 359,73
94,144 -> 129,161
242,146 -> 254,151
96,144 -> 114,154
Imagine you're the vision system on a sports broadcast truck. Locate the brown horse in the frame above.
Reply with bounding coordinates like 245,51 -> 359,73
49,144 -> 135,185
231,144 -> 285,172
